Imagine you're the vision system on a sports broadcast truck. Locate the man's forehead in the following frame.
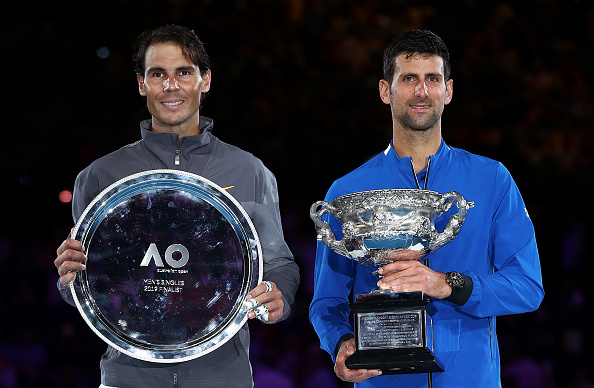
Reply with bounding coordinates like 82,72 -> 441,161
145,43 -> 197,68
394,53 -> 444,73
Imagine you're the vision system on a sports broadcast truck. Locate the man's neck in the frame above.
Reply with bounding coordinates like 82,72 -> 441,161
392,127 -> 442,174
151,118 -> 201,139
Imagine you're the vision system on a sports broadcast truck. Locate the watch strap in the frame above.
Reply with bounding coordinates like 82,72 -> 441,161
444,274 -> 473,306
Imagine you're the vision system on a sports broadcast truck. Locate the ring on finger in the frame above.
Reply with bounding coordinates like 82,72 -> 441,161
242,298 -> 259,312
262,280 -> 273,293
253,304 -> 269,322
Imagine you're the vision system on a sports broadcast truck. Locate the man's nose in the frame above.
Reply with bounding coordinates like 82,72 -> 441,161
415,81 -> 428,97
163,76 -> 180,92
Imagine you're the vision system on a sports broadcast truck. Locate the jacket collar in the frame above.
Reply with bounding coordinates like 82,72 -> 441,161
139,116 -> 214,154
383,138 -> 450,190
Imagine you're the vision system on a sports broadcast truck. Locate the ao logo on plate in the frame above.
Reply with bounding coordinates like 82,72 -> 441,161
140,243 -> 189,268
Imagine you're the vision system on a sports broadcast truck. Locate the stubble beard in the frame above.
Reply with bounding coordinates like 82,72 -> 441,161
150,100 -> 201,132
393,100 -> 442,132
390,88 -> 445,132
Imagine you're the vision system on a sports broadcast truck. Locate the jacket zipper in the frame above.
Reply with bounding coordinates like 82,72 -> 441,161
174,148 -> 181,167
174,137 -> 184,169
410,157 -> 431,190
173,365 -> 179,388
488,259 -> 495,363
488,317 -> 493,363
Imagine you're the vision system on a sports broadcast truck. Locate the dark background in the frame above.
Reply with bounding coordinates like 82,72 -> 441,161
2,1 -> 593,387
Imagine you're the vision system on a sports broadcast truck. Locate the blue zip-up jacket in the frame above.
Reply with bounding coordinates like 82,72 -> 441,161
309,140 -> 544,387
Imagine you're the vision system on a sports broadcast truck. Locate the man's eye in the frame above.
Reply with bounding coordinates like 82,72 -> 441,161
403,76 -> 415,82
151,72 -> 164,78
428,77 -> 439,82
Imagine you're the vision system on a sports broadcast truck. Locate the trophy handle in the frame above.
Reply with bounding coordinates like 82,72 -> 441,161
310,201 -> 350,257
429,191 -> 474,252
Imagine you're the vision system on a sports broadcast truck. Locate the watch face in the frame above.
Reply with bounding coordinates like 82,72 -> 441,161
447,272 -> 464,287
70,169 -> 263,363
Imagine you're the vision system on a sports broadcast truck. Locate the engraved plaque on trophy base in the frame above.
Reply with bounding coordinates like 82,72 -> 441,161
346,291 -> 444,375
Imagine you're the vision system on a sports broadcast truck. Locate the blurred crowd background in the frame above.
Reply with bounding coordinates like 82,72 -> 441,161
2,0 -> 593,387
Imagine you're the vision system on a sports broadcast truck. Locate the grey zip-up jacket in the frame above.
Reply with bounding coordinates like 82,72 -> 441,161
58,116 -> 300,388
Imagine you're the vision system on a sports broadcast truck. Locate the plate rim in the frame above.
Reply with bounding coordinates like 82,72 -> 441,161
69,169 -> 263,363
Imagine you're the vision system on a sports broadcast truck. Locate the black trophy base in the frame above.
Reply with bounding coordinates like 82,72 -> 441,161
348,290 -> 444,375
345,348 -> 444,375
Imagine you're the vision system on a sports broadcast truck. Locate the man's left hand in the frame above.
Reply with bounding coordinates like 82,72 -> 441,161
377,251 -> 452,299
246,281 -> 284,323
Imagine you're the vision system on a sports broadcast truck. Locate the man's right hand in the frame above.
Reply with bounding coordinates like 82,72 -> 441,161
334,338 -> 382,383
55,238 -> 87,285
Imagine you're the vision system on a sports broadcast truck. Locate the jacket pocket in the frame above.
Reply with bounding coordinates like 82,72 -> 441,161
433,319 -> 461,370
435,319 -> 461,352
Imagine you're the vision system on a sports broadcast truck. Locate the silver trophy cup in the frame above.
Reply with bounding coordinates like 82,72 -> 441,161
311,189 -> 473,266
310,189 -> 473,374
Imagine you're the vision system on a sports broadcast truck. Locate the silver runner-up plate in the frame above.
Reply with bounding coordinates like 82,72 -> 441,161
70,169 -> 263,363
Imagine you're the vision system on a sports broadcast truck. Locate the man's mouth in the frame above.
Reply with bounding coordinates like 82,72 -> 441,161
162,100 -> 184,107
410,103 -> 431,111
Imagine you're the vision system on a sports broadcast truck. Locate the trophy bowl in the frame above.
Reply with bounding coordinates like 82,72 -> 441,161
310,189 -> 473,266
70,169 -> 262,363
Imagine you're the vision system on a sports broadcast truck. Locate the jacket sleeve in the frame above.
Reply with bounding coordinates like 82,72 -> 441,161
252,167 -> 300,322
458,164 -> 544,317
309,182 -> 356,361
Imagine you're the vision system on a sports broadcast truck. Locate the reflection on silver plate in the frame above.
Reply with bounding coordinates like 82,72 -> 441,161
70,169 -> 262,363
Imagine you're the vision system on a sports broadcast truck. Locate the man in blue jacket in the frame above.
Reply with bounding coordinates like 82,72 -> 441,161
309,30 -> 544,387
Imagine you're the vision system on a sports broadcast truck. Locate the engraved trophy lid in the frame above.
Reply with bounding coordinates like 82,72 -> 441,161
70,169 -> 263,363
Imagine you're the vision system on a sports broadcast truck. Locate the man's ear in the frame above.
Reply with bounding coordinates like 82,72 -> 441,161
201,70 -> 212,93
444,78 -> 453,105
137,74 -> 146,96
379,79 -> 391,104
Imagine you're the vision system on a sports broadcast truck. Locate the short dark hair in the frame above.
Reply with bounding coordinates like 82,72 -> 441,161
383,30 -> 451,85
133,24 -> 211,77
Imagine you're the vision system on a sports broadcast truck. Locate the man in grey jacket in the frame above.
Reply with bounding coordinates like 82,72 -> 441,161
54,24 -> 299,388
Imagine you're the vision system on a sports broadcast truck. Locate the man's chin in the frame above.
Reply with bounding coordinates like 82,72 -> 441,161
153,114 -> 188,128
399,114 -> 440,132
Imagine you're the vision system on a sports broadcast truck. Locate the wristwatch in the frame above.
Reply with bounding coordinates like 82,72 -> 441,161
444,271 -> 473,306
445,271 -> 465,292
